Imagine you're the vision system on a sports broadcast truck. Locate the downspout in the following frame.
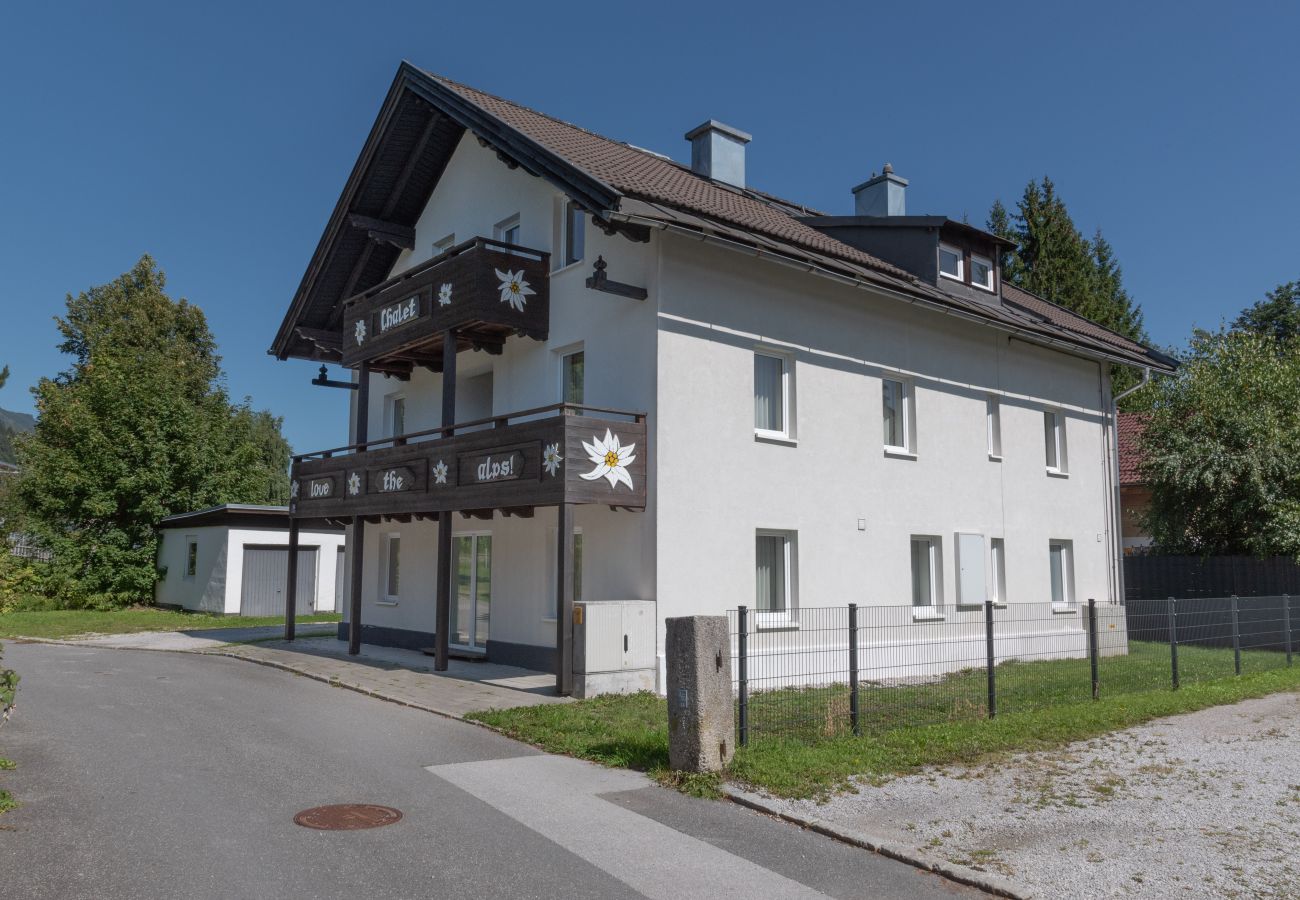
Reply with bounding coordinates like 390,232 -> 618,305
1109,367 -> 1152,605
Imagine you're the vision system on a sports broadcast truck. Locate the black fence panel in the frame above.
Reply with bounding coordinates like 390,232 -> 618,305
1124,555 -> 1300,601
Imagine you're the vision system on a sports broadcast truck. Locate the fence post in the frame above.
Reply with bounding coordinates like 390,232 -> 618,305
848,603 -> 860,737
984,600 -> 996,719
737,605 -> 749,748
1088,598 -> 1099,701
1284,594 -> 1293,668
1231,595 -> 1242,676
1167,597 -> 1180,690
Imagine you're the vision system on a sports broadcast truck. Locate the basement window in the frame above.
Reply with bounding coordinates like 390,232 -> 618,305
939,244 -> 963,281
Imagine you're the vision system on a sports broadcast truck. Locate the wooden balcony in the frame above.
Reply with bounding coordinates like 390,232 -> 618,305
289,404 -> 646,520
340,237 -> 550,373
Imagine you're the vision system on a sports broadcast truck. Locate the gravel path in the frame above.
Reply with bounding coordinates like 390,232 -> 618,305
747,692 -> 1300,899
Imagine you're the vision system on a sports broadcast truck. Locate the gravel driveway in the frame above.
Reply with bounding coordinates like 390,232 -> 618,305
749,691 -> 1300,899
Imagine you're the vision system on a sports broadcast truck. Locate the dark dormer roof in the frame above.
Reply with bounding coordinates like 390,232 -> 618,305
271,63 -> 1174,374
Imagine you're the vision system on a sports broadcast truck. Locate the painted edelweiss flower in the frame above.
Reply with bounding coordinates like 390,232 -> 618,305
347,472 -> 362,496
432,459 -> 449,485
354,319 -> 366,346
579,429 -> 635,491
542,443 -> 563,477
438,283 -> 453,306
290,480 -> 299,499
495,268 -> 535,312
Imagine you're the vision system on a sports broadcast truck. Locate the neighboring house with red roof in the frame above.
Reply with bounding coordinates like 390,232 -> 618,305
1117,413 -> 1155,554
271,63 -> 1176,695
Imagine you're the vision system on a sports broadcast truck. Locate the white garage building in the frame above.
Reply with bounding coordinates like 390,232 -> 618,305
155,505 -> 346,616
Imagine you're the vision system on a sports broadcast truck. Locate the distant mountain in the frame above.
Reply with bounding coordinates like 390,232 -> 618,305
0,406 -> 34,466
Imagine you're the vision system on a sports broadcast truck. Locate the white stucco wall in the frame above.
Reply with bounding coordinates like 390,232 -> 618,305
155,525 -> 345,615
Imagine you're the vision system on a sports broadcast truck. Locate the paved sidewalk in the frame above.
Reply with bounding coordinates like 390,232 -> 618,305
209,636 -> 569,717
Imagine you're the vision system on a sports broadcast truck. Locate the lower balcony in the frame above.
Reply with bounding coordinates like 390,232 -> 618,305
289,404 -> 646,521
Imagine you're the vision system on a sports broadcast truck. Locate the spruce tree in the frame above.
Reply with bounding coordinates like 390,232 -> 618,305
1234,280 -> 1300,344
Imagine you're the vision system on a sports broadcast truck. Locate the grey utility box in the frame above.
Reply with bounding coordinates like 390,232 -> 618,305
665,615 -> 734,773
573,600 -> 657,698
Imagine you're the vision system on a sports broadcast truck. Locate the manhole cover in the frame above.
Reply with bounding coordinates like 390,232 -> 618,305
293,804 -> 403,831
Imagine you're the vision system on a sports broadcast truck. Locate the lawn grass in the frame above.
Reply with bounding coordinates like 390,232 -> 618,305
467,643 -> 1300,800
0,607 -> 341,640
0,758 -> 14,815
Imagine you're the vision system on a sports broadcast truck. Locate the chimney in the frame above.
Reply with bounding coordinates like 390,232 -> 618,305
852,163 -> 908,216
685,120 -> 751,188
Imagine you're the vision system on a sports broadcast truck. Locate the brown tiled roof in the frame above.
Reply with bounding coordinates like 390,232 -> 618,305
1117,412 -> 1150,486
429,74 -> 910,280
1002,283 -> 1152,359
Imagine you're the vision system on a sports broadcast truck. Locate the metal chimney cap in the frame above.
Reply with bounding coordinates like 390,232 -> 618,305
683,120 -> 752,144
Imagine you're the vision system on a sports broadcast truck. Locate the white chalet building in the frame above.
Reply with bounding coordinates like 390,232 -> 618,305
271,64 -> 1175,696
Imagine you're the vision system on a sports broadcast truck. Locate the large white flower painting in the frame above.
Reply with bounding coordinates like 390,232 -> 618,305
438,283 -> 453,307
579,429 -> 635,491
354,320 -> 366,346
542,443 -> 563,477
431,459 -> 449,485
347,472 -> 362,496
495,268 -> 535,312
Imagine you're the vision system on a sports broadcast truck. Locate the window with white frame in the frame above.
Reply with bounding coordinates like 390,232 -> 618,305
755,530 -> 796,615
1048,540 -> 1074,608
561,348 -> 585,406
384,394 -> 406,439
939,244 -> 963,281
990,538 -> 1007,604
970,253 -> 995,291
433,233 -> 455,256
910,536 -> 941,612
882,377 -> 913,452
562,200 -> 585,267
986,394 -> 1002,458
494,214 -> 520,245
754,350 -> 791,439
1044,409 -> 1068,473
381,534 -> 401,602
184,537 -> 198,577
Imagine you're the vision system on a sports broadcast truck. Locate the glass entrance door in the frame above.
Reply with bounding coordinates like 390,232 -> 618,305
452,534 -> 491,651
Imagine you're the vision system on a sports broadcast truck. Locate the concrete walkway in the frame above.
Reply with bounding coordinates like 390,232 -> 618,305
208,636 -> 570,717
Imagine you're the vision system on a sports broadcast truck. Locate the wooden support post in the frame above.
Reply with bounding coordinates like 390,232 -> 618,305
348,362 -> 371,656
284,517 -> 300,641
434,329 -> 457,673
556,502 -> 576,696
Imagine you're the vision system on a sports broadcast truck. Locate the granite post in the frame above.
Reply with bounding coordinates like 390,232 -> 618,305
665,615 -> 734,773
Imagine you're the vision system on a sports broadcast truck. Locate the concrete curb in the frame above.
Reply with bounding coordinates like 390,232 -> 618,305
723,788 -> 1030,899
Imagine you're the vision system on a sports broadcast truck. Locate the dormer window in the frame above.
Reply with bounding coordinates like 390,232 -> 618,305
971,254 -> 994,292
939,244 -> 963,281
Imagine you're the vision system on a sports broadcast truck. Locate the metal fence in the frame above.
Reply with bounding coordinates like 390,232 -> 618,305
1124,555 -> 1300,600
728,596 -> 1296,745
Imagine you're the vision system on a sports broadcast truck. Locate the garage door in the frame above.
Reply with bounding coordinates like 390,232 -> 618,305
240,546 -> 317,617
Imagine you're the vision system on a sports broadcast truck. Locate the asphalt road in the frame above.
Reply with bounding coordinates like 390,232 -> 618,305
0,642 -> 978,900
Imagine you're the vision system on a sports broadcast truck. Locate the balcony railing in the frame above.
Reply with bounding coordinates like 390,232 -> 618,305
290,404 -> 646,519
341,237 -> 550,371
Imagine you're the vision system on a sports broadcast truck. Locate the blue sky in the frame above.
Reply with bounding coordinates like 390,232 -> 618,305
2,0 -> 1296,454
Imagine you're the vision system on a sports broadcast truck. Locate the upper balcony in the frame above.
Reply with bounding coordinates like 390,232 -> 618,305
340,237 -> 550,373
289,404 -> 646,521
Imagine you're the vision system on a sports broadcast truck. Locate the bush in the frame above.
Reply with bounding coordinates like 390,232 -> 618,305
0,642 -> 16,724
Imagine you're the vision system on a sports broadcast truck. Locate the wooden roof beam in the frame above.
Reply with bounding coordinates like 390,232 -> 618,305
348,213 -> 415,251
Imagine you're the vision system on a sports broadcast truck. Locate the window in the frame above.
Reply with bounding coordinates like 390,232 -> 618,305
1049,540 -> 1074,608
562,349 -> 585,406
563,201 -> 585,266
970,254 -> 994,291
939,244 -> 963,281
381,534 -> 401,602
756,530 -> 796,615
990,538 -> 1006,604
882,377 -> 912,452
184,537 -> 198,577
433,233 -> 455,256
754,350 -> 791,439
1044,409 -> 1068,473
986,395 -> 1002,458
494,214 -> 520,245
384,395 -> 406,439
910,536 -> 941,612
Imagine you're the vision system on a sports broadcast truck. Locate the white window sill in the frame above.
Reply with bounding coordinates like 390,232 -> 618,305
988,453 -> 1003,463
551,259 -> 586,277
1046,468 -> 1070,479
912,610 -> 946,622
755,613 -> 797,631
754,432 -> 797,447
376,600 -> 399,607
884,447 -> 917,460
1052,606 -> 1078,615
541,615 -> 558,624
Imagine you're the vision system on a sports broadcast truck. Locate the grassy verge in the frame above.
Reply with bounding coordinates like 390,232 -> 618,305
468,657 -> 1300,801
0,757 -> 15,815
0,607 -> 341,640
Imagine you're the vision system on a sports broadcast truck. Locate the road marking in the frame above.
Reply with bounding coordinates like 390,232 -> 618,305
426,755 -> 832,900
